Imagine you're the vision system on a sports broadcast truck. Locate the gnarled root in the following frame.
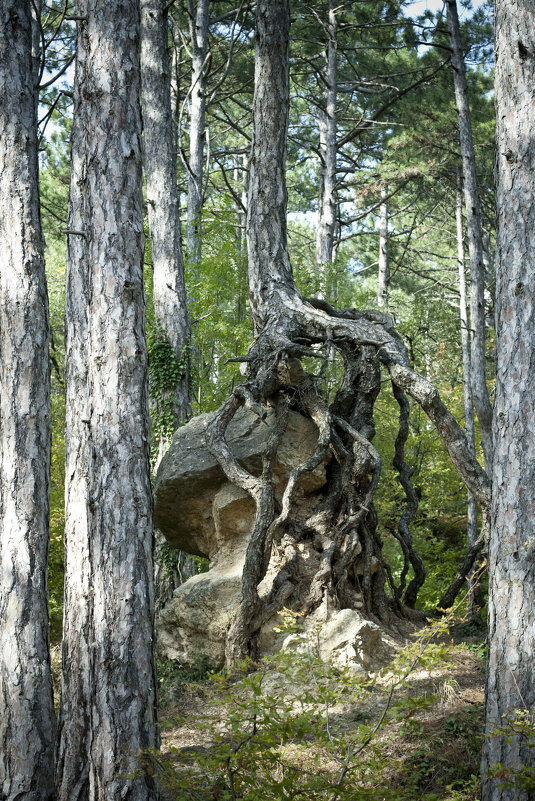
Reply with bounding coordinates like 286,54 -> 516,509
206,294 -> 490,666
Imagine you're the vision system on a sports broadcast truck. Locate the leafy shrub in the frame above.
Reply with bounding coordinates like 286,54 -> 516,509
489,707 -> 535,793
157,652 -> 212,706
145,613 -> 482,801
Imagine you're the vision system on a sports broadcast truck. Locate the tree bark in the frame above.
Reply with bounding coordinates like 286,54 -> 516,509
446,0 -> 493,469
141,0 -> 197,611
315,0 -> 337,297
0,3 -> 56,798
186,0 -> 209,266
377,186 -> 389,308
141,0 -> 191,424
245,0 -> 293,335
235,152 -> 248,254
56,3 -> 158,799
141,0 -> 197,615
481,3 -> 535,798
456,172 -> 481,618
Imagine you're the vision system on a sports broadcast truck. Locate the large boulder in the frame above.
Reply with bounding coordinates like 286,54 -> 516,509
156,542 -> 247,668
154,405 -> 394,672
154,405 -> 331,667
153,405 -> 326,558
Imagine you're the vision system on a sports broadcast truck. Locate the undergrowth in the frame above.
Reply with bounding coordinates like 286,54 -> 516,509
146,612 -> 486,800
157,652 -> 213,707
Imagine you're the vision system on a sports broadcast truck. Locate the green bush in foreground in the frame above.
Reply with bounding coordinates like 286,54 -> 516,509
144,613 -> 484,800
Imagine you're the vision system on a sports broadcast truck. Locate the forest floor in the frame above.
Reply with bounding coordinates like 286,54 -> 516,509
154,620 -> 487,800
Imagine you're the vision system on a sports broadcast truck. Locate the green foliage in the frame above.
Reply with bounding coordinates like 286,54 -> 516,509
186,210 -> 252,413
45,221 -> 67,642
40,124 -> 71,242
157,653 -> 213,707
48,384 -> 65,642
154,549 -> 207,622
146,614 -> 482,801
489,708 -> 535,793
149,337 -> 185,396
460,639 -> 488,662
148,332 -> 189,444
158,541 -> 180,575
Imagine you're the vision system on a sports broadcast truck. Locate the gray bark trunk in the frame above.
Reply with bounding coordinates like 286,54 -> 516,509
186,0 -> 209,265
56,3 -> 159,799
218,0 -> 296,664
141,0 -> 196,615
456,174 -> 480,611
446,0 -> 493,469
170,9 -> 183,148
0,3 -> 56,798
377,187 -> 389,308
141,0 -> 191,424
234,153 -> 248,253
241,155 -> 249,257
246,0 -> 293,334
481,3 -> 535,798
315,0 -> 337,296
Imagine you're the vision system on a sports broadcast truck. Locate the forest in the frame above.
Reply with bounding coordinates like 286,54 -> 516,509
0,0 -> 534,799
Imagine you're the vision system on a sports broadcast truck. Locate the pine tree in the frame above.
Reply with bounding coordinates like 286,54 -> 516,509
56,2 -> 158,797
482,2 -> 535,798
0,3 -> 56,797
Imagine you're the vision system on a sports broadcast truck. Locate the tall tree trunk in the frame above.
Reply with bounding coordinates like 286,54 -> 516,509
141,0 -> 191,425
456,173 -> 481,620
481,3 -> 535,798
208,0 -> 491,668
233,153 -> 248,254
218,0 -> 301,665
186,0 -> 209,266
377,186 -> 389,308
446,0 -> 493,469
141,0 -> 196,614
242,154 -> 249,245
56,3 -> 158,799
170,8 -> 184,152
315,0 -> 337,298
0,3 -> 56,798
245,0 -> 293,334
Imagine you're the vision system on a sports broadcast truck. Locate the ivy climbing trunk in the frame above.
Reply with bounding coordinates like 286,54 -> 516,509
481,3 -> 535,798
0,3 -> 56,798
56,2 -> 158,799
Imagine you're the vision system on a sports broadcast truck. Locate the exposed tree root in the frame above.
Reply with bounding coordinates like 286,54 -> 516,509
391,381 -> 426,609
205,0 -> 493,667
205,292 -> 490,666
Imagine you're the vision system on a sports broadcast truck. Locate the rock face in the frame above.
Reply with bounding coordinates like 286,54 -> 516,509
154,405 -> 393,671
154,406 -> 328,667
153,406 -> 326,559
156,544 -> 247,668
278,607 -> 393,672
